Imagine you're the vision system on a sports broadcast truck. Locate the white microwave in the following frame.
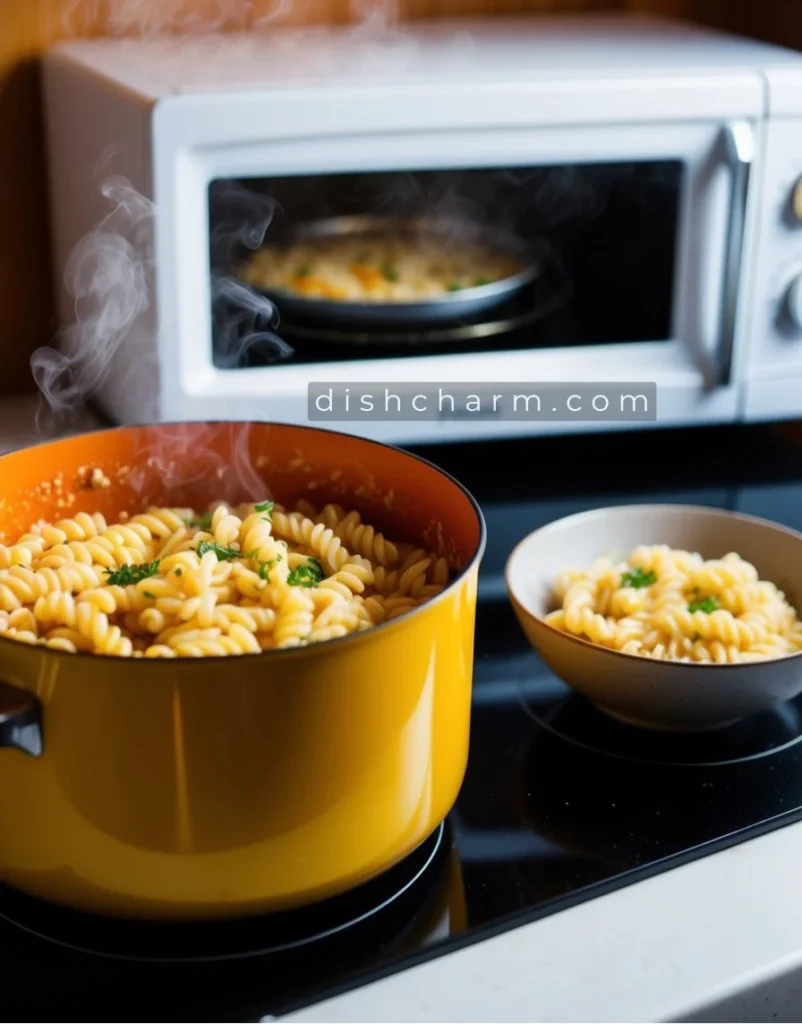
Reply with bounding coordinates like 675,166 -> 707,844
42,13 -> 802,444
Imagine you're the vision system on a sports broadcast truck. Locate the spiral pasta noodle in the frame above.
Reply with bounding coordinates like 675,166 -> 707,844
545,545 -> 802,664
0,497 -> 454,657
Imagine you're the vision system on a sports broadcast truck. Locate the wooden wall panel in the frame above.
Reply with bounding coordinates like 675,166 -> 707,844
0,0 -> 799,396
0,1 -> 59,398
627,0 -> 802,48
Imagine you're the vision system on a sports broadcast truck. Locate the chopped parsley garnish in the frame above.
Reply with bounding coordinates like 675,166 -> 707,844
143,591 -> 156,599
190,512 -> 213,530
257,556 -> 281,580
105,561 -> 160,586
382,264 -> 399,282
688,596 -> 720,614
196,541 -> 240,560
287,557 -> 324,587
446,281 -> 461,292
255,500 -> 274,521
197,540 -> 239,560
174,567 -> 183,577
197,540 -> 259,562
256,554 -> 282,579
473,276 -> 489,287
620,567 -> 657,589
691,631 -> 701,642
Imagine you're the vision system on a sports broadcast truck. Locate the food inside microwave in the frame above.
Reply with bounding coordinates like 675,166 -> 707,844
239,228 -> 526,303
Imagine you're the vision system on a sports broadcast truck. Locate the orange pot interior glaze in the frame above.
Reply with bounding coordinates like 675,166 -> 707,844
0,423 -> 485,920
0,422 -> 479,568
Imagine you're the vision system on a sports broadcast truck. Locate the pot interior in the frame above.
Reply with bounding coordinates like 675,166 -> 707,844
0,422 -> 481,567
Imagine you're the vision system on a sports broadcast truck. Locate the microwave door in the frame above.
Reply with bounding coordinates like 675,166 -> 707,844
149,109 -> 762,434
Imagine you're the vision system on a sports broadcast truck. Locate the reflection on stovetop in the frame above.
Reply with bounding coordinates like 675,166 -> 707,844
454,605 -> 802,937
1,822 -> 463,1021
1,825 -> 452,964
7,422 -> 802,1022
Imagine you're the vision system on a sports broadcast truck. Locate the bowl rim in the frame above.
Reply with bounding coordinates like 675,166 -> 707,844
0,420 -> 487,664
504,502 -> 802,672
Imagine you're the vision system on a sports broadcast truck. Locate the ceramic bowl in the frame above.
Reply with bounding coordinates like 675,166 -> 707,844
505,504 -> 802,732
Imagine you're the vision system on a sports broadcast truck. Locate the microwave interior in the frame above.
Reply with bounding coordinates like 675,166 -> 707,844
208,161 -> 683,369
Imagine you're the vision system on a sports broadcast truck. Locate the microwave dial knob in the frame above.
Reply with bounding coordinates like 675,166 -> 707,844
787,274 -> 802,330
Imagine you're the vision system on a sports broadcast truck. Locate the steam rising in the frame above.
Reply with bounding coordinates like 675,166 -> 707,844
62,0 -> 263,36
56,0 -> 454,90
30,171 -> 292,494
123,422 -> 272,503
39,0 -> 422,502
209,181 -> 293,369
212,279 -> 293,369
349,0 -> 399,37
60,0 -> 404,37
31,175 -> 154,430
32,172 -> 295,420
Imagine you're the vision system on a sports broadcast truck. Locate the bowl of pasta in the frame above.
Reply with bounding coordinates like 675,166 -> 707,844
0,421 -> 484,919
505,504 -> 802,732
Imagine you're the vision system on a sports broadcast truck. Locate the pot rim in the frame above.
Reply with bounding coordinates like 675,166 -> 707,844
0,419 -> 487,664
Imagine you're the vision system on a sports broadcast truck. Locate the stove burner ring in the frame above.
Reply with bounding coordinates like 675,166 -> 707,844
519,689 -> 802,768
0,822 -> 445,963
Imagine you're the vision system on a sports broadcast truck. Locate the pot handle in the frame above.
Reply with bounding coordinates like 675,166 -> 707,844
0,681 -> 42,757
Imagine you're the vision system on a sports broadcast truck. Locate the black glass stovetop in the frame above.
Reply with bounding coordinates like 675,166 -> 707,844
8,420 -> 802,1022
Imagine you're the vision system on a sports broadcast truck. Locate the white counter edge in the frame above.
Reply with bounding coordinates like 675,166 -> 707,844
278,818 -> 802,1022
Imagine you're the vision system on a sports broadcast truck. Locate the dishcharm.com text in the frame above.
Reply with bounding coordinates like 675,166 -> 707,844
308,383 -> 657,422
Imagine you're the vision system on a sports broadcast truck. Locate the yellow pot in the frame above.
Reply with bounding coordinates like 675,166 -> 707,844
0,422 -> 485,919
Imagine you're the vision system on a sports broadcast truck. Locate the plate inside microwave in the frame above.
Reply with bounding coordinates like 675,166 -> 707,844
238,216 -> 542,326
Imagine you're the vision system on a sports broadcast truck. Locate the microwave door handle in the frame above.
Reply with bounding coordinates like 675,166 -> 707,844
715,120 -> 754,388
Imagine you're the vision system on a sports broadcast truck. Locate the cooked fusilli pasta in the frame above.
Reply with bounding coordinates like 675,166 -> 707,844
0,499 -> 453,657
545,545 -> 802,664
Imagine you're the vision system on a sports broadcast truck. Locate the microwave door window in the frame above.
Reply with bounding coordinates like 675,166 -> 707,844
208,161 -> 683,367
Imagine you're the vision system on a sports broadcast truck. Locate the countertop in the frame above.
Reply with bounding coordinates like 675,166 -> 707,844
280,820 -> 802,1022
0,394 -> 104,455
